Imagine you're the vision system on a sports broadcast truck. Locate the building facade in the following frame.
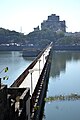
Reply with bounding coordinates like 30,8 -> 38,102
41,14 -> 66,32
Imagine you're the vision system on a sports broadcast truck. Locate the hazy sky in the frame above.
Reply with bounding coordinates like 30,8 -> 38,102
0,0 -> 80,34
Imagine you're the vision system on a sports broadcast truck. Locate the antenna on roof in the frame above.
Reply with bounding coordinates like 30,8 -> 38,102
20,26 -> 22,33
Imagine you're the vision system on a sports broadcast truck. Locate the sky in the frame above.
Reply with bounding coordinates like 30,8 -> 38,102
0,0 -> 80,34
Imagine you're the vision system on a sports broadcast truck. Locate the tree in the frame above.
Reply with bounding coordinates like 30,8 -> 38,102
0,67 -> 9,87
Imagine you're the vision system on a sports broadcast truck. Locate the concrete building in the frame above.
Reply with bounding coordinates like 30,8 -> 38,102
41,14 -> 66,32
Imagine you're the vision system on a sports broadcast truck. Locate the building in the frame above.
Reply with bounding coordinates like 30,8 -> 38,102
41,14 -> 66,32
34,26 -> 40,31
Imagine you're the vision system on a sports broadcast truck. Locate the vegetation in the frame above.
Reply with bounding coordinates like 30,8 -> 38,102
0,28 -> 27,45
44,93 -> 80,103
0,67 -> 9,81
55,36 -> 80,46
34,106 -> 40,111
0,27 -> 80,48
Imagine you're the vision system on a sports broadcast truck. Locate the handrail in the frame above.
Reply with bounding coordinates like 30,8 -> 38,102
10,42 -> 53,87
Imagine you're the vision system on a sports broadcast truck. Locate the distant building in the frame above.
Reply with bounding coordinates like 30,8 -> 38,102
34,26 -> 40,31
41,14 -> 66,32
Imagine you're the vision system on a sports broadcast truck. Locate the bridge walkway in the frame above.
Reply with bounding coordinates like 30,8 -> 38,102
19,45 -> 52,95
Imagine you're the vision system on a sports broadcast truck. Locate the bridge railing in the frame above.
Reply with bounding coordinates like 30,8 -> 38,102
30,49 -> 52,119
10,42 -> 53,87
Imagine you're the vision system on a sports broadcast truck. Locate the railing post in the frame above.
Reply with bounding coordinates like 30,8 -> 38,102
31,72 -> 33,95
0,78 -> 1,88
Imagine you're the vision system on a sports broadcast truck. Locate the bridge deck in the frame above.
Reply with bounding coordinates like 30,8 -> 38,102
19,46 -> 52,95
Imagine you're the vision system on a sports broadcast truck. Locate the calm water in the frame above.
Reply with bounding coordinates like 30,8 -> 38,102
0,51 -> 80,120
43,51 -> 80,120
0,51 -> 33,86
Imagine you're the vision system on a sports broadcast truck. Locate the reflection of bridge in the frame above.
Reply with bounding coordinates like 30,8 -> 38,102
0,42 -> 53,120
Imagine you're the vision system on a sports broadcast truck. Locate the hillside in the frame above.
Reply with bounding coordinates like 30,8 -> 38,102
0,28 -> 27,45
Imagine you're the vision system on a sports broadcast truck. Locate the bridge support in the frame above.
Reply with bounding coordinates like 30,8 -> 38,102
30,48 -> 52,120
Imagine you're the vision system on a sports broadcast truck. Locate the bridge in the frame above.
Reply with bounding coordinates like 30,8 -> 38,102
0,42 -> 53,120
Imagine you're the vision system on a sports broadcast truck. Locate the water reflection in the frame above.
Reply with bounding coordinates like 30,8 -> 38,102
50,51 -> 80,78
42,51 -> 80,120
23,56 -> 36,61
0,51 -> 33,86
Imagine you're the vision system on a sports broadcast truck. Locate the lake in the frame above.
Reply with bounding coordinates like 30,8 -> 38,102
0,51 -> 33,86
0,51 -> 80,120
42,51 -> 80,120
